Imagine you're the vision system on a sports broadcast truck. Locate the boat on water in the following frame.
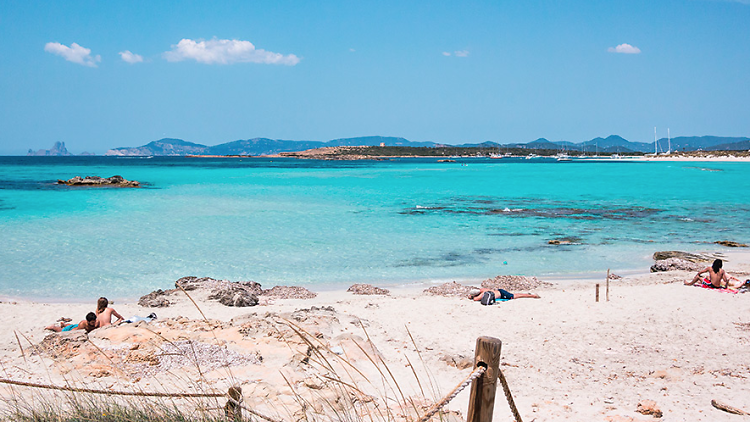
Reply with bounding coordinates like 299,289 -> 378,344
525,153 -> 541,159
555,152 -> 572,161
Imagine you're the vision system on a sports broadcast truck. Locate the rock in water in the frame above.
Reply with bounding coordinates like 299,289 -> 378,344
715,240 -> 747,247
57,175 -> 140,187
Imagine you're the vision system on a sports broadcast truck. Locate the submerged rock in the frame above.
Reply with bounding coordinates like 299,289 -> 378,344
548,237 -> 582,245
715,240 -> 747,248
57,175 -> 140,187
347,284 -> 390,295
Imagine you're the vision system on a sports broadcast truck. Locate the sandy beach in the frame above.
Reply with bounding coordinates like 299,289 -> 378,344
1,251 -> 749,421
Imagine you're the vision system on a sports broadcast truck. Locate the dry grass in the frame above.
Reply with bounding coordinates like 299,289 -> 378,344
2,289 -> 465,422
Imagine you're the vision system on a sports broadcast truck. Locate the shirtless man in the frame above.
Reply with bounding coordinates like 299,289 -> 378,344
45,312 -> 99,333
685,259 -> 740,288
469,288 -> 540,303
96,297 -> 124,327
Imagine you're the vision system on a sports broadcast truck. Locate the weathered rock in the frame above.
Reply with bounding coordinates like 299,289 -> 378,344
423,281 -> 476,297
609,273 -> 623,280
208,284 -> 259,307
635,399 -> 663,418
138,289 -> 173,308
347,284 -> 390,295
715,240 -> 747,248
262,285 -> 317,299
652,251 -> 720,263
175,276 -> 218,291
57,175 -> 140,187
481,275 -> 552,291
650,258 -> 703,273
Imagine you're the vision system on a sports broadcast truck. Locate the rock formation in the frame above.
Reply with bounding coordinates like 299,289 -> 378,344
57,175 -> 140,187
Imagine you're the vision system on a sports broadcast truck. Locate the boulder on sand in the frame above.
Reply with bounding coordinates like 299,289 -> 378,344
347,284 -> 390,295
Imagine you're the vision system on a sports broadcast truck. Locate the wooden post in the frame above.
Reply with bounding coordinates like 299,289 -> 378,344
466,336 -> 502,422
595,284 -> 600,302
606,269 -> 610,302
225,386 -> 242,421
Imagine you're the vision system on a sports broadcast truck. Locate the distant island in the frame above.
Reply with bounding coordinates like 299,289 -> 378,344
26,134 -> 750,157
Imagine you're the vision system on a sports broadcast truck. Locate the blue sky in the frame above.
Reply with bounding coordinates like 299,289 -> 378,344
1,0 -> 749,154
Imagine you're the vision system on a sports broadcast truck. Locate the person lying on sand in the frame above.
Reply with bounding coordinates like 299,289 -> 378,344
96,297 -> 124,327
685,259 -> 740,288
469,288 -> 540,305
45,312 -> 98,333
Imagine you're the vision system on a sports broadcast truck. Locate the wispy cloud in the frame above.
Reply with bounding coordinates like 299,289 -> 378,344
607,43 -> 641,54
119,50 -> 143,64
442,50 -> 470,57
44,42 -> 101,67
163,38 -> 300,65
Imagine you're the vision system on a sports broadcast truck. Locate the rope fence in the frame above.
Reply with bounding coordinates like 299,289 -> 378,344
417,365 -> 486,422
2,336 -> 521,422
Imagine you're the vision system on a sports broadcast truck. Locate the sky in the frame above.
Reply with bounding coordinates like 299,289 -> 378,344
0,0 -> 749,155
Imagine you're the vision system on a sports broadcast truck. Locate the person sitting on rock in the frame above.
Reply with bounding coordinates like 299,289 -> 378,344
469,288 -> 540,305
685,259 -> 740,288
96,297 -> 124,327
45,312 -> 99,333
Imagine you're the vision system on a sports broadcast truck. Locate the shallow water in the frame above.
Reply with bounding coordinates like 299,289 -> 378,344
1,156 -> 748,300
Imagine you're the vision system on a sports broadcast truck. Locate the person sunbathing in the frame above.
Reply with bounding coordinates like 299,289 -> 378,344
685,259 -> 740,288
96,297 -> 124,327
45,312 -> 98,333
469,288 -> 540,305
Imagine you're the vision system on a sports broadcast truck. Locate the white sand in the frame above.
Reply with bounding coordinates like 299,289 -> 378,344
1,251 -> 749,421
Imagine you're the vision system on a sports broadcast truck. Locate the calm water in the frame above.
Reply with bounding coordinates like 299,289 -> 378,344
1,156 -> 748,300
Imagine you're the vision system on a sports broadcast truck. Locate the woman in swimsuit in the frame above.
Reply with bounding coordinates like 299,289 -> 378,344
685,259 -> 740,288
95,297 -> 124,327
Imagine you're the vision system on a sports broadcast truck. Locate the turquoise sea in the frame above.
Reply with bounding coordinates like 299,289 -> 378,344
1,156 -> 748,301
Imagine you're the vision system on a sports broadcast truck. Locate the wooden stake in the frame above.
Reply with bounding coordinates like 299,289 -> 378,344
467,336 -> 502,422
606,269 -> 610,302
712,399 -> 749,415
595,284 -> 600,302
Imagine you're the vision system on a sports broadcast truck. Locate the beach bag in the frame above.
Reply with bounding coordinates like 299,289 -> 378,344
480,291 -> 496,305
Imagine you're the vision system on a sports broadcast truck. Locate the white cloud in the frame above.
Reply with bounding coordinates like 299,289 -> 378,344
607,43 -> 641,54
119,50 -> 143,64
442,52 -> 451,56
163,38 -> 300,65
454,50 -> 470,57
349,48 -> 356,52
44,42 -> 101,67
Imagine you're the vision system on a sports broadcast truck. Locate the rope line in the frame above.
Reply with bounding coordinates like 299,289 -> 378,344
417,365 -> 486,422
0,378 -> 224,398
498,369 -> 523,422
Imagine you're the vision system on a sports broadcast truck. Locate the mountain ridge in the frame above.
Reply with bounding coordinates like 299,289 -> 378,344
27,135 -> 750,157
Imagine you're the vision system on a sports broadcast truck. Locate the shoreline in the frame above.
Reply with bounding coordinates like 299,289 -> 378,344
4,248 -> 747,304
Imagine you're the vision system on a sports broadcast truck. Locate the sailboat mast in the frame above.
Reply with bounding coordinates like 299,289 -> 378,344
668,128 -> 671,153
654,127 -> 658,154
